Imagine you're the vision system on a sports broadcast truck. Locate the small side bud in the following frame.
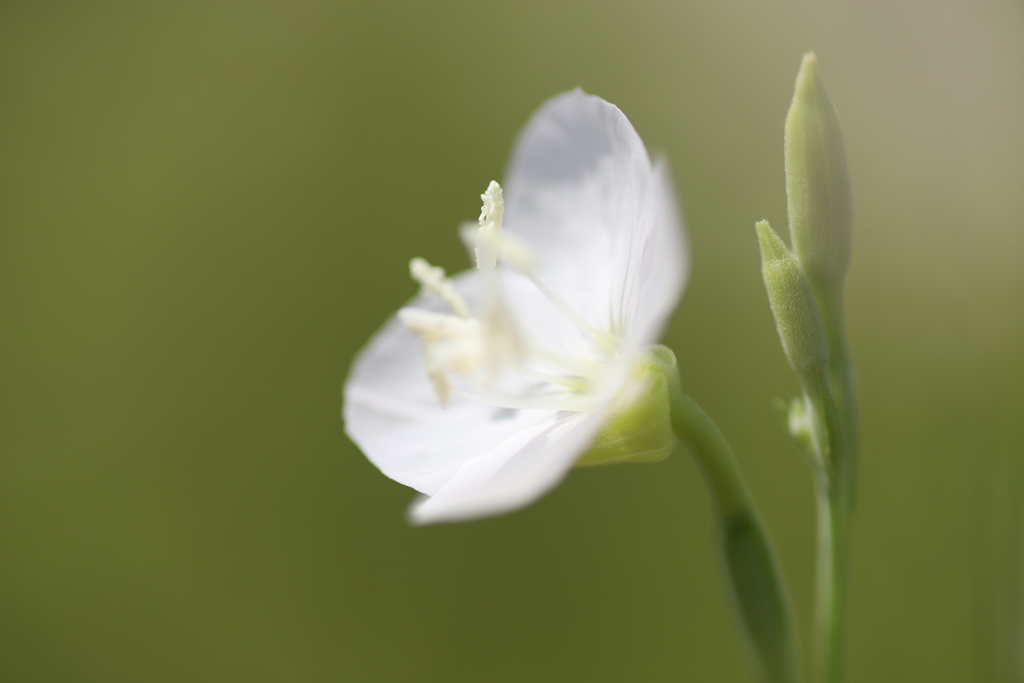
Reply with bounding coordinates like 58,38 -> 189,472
785,52 -> 853,294
785,397 -> 814,453
756,220 -> 828,377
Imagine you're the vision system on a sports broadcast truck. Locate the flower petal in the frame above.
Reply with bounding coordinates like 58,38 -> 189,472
617,159 -> 690,345
408,410 -> 605,525
502,89 -> 687,347
344,275 -> 557,496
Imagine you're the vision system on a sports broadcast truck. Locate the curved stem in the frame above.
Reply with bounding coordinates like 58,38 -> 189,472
669,387 -> 802,683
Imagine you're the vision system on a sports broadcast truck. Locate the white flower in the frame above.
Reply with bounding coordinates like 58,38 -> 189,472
343,90 -> 689,524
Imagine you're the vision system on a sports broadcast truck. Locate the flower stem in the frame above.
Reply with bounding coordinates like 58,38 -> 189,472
813,476 -> 847,683
802,370 -> 851,683
816,286 -> 858,500
669,386 -> 802,683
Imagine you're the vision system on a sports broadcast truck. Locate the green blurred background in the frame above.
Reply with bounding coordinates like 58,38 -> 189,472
2,1 -> 1022,681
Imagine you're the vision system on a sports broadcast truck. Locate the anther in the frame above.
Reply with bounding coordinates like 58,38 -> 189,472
475,181 -> 504,271
409,258 -> 469,318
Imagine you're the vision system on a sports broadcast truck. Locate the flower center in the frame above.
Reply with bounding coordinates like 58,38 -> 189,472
400,181 -> 620,413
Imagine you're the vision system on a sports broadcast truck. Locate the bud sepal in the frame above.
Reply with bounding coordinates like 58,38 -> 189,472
576,346 -> 680,466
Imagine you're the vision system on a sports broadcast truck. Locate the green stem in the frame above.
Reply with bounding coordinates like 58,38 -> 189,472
813,474 -> 848,683
802,371 -> 850,683
669,387 -> 801,683
816,286 -> 858,503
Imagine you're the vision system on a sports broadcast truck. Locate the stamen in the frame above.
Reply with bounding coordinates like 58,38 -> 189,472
398,308 -> 479,341
459,222 -> 534,272
409,258 -> 469,317
398,308 -> 484,406
464,186 -> 614,352
400,179 -> 630,414
475,181 -> 503,271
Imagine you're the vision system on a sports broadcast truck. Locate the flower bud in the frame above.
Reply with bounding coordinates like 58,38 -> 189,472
576,346 -> 679,466
785,52 -> 853,294
756,220 -> 828,377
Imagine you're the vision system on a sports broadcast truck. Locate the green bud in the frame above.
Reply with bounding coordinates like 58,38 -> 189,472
756,220 -> 829,377
785,52 -> 853,293
576,346 -> 679,466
